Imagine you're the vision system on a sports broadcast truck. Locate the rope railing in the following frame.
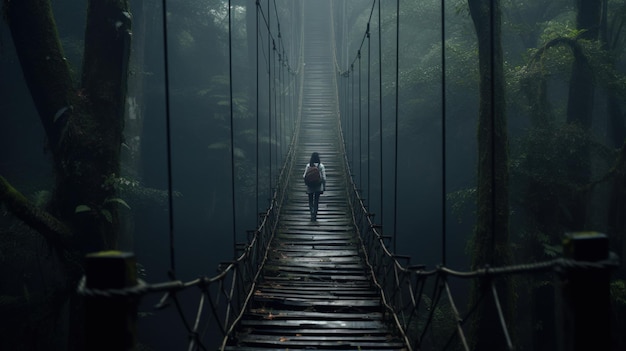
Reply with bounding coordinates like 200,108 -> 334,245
332,2 -> 619,348
78,118 -> 301,350
78,2 -> 304,348
76,1 -> 621,350
336,121 -> 620,349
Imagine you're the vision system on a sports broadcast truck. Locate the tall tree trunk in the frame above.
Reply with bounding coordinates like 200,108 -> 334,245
5,0 -> 131,348
567,0 -> 602,127
70,0 -> 131,251
119,0 -> 152,250
467,0 -> 513,349
564,0 -> 602,230
600,0 -> 626,273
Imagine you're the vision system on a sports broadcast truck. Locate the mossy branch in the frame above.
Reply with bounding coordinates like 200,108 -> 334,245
529,36 -> 582,66
0,176 -> 72,248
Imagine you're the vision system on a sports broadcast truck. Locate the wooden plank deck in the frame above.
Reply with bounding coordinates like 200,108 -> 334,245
224,2 -> 406,349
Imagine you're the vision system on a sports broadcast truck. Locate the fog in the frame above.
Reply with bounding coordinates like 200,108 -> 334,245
1,0 -> 625,350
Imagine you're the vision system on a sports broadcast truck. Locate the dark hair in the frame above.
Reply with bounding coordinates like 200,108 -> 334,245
309,152 -> 320,166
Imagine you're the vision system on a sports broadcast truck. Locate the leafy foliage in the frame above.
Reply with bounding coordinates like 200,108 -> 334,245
612,280 -> 626,307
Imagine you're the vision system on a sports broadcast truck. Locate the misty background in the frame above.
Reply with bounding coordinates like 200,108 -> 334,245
1,0 -> 625,350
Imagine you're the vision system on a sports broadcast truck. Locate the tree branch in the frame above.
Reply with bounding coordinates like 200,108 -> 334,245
0,176 -> 72,248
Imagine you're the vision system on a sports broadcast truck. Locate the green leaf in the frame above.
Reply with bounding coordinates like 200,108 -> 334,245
101,209 -> 113,223
75,205 -> 92,213
104,197 -> 131,209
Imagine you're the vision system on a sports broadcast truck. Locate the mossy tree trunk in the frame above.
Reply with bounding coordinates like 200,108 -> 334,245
467,0 -> 513,349
6,0 -> 131,250
564,0 -> 602,230
4,0 -> 131,348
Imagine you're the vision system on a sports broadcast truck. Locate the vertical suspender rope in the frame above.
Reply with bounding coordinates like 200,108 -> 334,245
281,49 -> 285,161
358,51 -> 362,188
378,0 -> 384,231
161,0 -> 195,340
441,0 -> 447,265
256,0 -> 260,222
270,39 -> 279,171
160,0 -> 176,275
347,71 -> 350,163
276,47 -> 281,164
280,50 -> 289,159
489,0 -> 497,264
345,70 -> 348,147
393,0 -> 400,254
228,0 -> 237,257
288,62 -> 292,138
267,0 -> 272,200
346,70 -> 350,165
273,0 -> 282,164
282,50 -> 285,161
276,36 -> 281,162
343,73 -> 346,144
351,64 -> 355,168
271,39 -> 275,186
287,59 -> 290,140
366,23 -> 371,207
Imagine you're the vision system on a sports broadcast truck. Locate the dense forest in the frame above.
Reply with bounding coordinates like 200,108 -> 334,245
0,0 -> 624,350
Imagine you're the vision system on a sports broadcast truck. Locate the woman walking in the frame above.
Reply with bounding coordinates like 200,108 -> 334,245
303,152 -> 326,221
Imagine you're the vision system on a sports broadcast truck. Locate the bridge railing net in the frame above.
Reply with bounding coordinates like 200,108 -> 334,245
78,117 -> 300,350
336,121 -> 619,351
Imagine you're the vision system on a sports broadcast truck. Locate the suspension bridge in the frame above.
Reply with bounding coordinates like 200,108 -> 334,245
78,1 -> 618,350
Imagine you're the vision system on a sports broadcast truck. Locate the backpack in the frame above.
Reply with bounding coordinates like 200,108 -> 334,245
304,164 -> 322,186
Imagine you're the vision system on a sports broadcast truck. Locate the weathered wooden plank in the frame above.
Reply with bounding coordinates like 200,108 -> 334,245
253,288 -> 379,299
239,319 -> 385,329
276,232 -> 353,238
268,250 -> 359,258
266,256 -> 361,263
247,309 -> 383,320
236,334 -> 398,343
225,4 -> 406,349
233,337 -> 406,349
257,280 -> 373,289
234,327 -> 390,336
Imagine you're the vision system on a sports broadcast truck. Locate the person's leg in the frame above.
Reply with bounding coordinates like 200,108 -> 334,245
308,193 -> 314,221
313,192 -> 320,220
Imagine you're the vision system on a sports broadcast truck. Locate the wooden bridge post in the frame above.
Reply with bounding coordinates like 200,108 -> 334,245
85,250 -> 138,351
556,232 -> 610,351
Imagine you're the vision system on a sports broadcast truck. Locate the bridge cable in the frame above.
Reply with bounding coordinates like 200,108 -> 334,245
274,0 -> 283,165
358,51 -> 362,188
367,22 -> 371,208
268,0 -> 272,200
350,64 -> 355,170
489,0 -> 497,266
393,0 -> 400,253
228,0 -> 237,257
349,0 -> 376,68
378,0 -> 384,232
160,0 -> 176,279
273,39 -> 277,181
256,0 -> 260,222
159,0 -> 198,345
257,3 -> 276,49
441,0 -> 447,265
257,7 -> 271,73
